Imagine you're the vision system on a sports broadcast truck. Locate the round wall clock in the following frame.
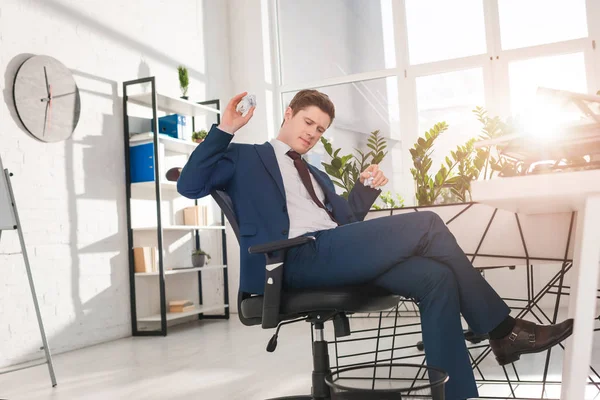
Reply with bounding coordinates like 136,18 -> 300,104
13,55 -> 81,142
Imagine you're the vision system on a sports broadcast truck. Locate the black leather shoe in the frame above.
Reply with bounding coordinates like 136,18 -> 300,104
489,318 -> 574,365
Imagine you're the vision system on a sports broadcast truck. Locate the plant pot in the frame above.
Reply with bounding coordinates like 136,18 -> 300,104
181,96 -> 189,100
191,254 -> 206,268
193,138 -> 204,144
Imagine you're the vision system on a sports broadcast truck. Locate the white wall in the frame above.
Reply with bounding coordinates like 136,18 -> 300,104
0,0 -> 232,368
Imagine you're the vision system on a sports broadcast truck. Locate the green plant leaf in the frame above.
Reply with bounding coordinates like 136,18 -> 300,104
331,158 -> 342,169
323,164 -> 341,178
332,180 -> 346,190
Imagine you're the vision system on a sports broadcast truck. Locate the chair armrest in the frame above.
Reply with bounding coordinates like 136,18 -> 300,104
262,262 -> 284,329
248,236 -> 315,329
248,236 -> 315,256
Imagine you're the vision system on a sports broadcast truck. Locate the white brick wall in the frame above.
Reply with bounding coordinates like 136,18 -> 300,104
0,0 -> 232,368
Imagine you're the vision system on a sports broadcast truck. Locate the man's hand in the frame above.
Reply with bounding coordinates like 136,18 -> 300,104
359,164 -> 388,188
217,92 -> 256,135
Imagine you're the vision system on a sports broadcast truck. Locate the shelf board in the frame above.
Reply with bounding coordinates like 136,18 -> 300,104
131,181 -> 178,191
130,132 -> 199,154
133,225 -> 226,232
137,304 -> 229,322
128,93 -> 220,117
135,264 -> 226,277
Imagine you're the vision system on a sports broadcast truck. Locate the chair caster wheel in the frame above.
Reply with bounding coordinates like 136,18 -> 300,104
416,341 -> 424,351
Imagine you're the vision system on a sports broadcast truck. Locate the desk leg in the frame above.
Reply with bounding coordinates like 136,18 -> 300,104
561,194 -> 600,400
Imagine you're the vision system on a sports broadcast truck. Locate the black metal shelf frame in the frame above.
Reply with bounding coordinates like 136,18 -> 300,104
122,76 -> 229,336
327,203 -> 600,399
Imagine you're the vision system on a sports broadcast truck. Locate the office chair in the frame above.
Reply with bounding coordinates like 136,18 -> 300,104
211,190 -> 401,400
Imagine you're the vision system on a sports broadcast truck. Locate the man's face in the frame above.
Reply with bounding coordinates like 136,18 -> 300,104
278,106 -> 331,154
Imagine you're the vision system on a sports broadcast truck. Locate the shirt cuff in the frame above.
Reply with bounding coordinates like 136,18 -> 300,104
214,123 -> 234,135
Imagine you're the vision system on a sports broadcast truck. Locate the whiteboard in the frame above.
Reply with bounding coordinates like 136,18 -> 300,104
0,156 -> 17,230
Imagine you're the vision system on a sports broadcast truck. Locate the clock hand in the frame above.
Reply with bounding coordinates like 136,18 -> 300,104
50,91 -> 76,100
45,84 -> 52,137
43,100 -> 49,137
43,66 -> 50,98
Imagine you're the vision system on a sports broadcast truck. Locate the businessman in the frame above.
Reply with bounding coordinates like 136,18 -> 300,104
177,90 -> 574,400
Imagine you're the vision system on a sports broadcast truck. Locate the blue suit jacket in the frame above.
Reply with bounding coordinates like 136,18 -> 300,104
177,125 -> 381,294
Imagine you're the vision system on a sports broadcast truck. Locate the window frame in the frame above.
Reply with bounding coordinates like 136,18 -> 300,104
270,0 -> 600,204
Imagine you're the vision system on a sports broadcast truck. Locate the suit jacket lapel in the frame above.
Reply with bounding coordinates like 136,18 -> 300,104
255,142 -> 286,200
307,164 -> 335,208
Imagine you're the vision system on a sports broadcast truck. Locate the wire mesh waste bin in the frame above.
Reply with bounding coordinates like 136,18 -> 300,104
324,363 -> 448,400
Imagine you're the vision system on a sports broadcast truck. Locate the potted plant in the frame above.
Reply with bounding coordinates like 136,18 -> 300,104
320,129 -> 388,199
409,107 -> 515,206
178,65 -> 189,100
191,249 -> 211,268
371,191 -> 405,210
192,129 -> 208,143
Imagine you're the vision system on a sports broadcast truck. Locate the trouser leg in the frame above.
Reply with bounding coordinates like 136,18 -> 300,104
285,211 -> 510,334
373,256 -> 479,400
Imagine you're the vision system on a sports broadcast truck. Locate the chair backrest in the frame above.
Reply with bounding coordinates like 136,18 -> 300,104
210,189 -> 262,326
210,189 -> 240,242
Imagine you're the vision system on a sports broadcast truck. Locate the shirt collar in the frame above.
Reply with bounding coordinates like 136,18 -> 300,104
270,138 -> 300,159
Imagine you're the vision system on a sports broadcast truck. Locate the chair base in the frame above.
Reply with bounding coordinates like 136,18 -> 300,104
266,320 -> 333,400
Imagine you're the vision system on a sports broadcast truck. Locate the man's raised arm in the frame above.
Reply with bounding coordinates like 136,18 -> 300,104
177,92 -> 256,199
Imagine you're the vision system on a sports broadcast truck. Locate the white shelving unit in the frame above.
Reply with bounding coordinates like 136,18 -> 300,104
123,77 -> 228,336
135,264 -> 227,277
133,225 -> 226,232
131,181 -> 179,191
128,92 -> 221,117
138,305 -> 230,323
130,132 -> 199,154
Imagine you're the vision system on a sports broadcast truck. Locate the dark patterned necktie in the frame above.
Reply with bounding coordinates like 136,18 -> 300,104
286,150 -> 338,224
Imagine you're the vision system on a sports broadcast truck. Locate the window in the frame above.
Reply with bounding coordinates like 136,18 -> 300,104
281,77 -> 400,190
274,0 -> 598,204
282,77 -> 400,140
498,0 -> 588,50
508,52 -> 587,116
416,68 -> 486,172
405,0 -> 486,65
277,0 -> 396,84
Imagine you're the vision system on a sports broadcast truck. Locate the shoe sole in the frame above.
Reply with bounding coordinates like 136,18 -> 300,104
495,323 -> 574,366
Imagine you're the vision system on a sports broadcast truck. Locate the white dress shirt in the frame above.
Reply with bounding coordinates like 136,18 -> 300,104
270,139 -> 338,238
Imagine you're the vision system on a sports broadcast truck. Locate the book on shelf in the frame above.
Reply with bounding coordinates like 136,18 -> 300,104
133,246 -> 159,273
169,300 -> 195,313
184,205 -> 209,226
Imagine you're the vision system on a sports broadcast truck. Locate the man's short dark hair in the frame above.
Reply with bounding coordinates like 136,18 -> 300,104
284,89 -> 335,127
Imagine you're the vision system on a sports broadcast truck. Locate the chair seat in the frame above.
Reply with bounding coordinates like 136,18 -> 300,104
240,285 -> 401,321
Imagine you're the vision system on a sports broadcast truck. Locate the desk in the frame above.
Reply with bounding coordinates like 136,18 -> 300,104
472,169 -> 600,400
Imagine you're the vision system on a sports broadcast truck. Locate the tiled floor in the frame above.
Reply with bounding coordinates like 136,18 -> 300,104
0,313 -> 598,400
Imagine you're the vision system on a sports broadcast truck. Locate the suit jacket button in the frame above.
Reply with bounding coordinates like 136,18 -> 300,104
283,206 -> 287,212
282,229 -> 288,235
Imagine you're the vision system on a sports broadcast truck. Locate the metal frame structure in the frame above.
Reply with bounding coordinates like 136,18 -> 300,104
0,156 -> 56,387
122,77 -> 229,336
327,202 -> 600,399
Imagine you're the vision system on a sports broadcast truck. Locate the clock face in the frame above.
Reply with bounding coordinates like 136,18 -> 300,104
13,55 -> 81,143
